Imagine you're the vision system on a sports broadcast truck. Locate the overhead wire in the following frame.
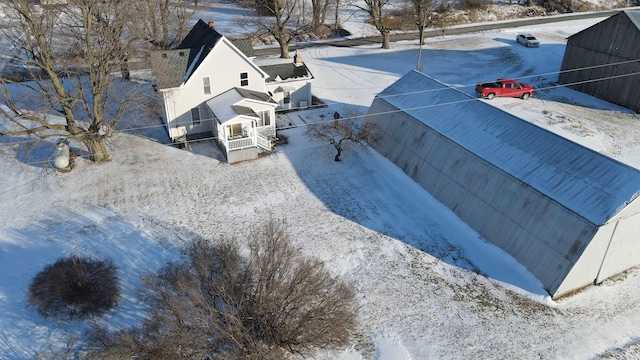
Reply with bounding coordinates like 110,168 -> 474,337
0,56 -> 638,165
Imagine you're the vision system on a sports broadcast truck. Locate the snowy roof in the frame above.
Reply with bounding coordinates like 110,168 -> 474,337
375,70 -> 640,226
205,88 -> 275,124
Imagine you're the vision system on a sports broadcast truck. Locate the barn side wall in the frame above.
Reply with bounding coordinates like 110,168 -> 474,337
558,13 -> 640,112
365,99 -> 599,297
596,198 -> 640,282
557,199 -> 640,297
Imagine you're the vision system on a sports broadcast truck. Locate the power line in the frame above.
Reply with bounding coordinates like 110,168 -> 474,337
0,58 -> 638,153
3,66 -> 639,170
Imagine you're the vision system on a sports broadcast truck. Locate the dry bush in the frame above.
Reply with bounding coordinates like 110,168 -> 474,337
457,0 -> 489,10
27,255 -> 119,320
86,219 -> 357,359
540,0 -> 576,13
386,7 -> 418,31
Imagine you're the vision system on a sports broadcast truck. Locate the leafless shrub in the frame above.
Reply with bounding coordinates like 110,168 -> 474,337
27,255 -> 119,321
540,0 -> 576,13
86,219 -> 357,359
306,108 -> 378,161
387,7 -> 418,31
34,334 -> 79,360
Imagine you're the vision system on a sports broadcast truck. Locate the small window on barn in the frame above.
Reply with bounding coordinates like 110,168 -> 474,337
191,107 -> 201,125
240,72 -> 248,87
283,91 -> 290,104
203,77 -> 211,95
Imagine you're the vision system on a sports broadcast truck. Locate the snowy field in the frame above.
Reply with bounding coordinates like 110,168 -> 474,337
2,4 -> 640,359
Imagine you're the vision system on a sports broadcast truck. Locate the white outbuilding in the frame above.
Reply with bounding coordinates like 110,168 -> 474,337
364,70 -> 640,299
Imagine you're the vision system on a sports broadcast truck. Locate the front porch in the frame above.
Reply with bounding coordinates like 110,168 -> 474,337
223,125 -> 274,152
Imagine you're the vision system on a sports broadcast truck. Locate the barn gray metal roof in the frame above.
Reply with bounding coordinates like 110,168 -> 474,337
375,70 -> 640,226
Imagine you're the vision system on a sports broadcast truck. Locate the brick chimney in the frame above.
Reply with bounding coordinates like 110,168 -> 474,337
294,51 -> 302,65
208,21 -> 215,28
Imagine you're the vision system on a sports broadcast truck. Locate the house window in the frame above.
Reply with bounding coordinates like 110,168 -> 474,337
230,123 -> 243,138
203,77 -> 211,95
283,91 -> 290,104
190,107 -> 201,125
240,72 -> 248,87
257,110 -> 271,127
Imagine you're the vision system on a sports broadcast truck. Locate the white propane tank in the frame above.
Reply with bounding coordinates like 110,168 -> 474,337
53,141 -> 70,170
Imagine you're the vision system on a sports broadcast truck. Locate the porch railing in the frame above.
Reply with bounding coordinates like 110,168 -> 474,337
225,126 -> 274,152
227,136 -> 254,150
256,133 -> 271,151
257,126 -> 276,138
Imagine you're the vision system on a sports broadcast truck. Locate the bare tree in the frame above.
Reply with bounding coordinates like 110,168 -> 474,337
410,0 -> 439,46
87,218 -> 357,359
355,0 -> 393,49
306,110 -> 378,161
311,0 -> 331,34
0,0 -> 149,163
243,0 -> 311,58
130,0 -> 199,50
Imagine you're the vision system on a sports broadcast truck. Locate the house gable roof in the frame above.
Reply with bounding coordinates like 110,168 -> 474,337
150,49 -> 192,89
177,19 -> 223,75
151,20 -> 268,90
374,70 -> 640,226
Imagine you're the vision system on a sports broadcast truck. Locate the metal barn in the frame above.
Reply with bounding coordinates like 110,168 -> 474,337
364,71 -> 640,298
558,10 -> 640,112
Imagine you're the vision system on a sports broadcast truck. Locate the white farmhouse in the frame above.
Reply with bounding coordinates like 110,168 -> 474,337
150,20 -> 277,163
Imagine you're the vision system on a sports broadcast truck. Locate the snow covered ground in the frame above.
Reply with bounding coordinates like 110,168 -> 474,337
2,4 -> 640,359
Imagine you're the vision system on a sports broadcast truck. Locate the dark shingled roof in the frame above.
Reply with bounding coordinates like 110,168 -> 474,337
151,19 -> 224,90
260,62 -> 313,83
230,39 -> 255,58
235,87 -> 276,103
150,49 -> 192,89
177,19 -> 224,82
233,105 -> 257,117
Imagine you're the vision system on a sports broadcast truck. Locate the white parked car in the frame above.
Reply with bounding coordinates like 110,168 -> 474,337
516,34 -> 540,47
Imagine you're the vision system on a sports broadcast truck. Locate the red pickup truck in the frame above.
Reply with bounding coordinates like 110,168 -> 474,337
475,78 -> 533,100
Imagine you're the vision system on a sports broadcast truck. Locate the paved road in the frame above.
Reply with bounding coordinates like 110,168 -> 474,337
253,9 -> 625,57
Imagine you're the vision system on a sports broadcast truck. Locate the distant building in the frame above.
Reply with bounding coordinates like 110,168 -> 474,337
365,70 -> 640,299
558,10 -> 640,112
